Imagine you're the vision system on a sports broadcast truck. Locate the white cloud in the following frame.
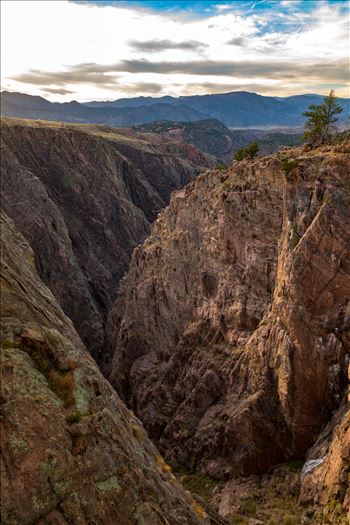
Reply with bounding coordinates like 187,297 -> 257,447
215,4 -> 233,11
1,0 -> 349,101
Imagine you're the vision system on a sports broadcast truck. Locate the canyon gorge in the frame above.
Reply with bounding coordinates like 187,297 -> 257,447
1,117 -> 349,524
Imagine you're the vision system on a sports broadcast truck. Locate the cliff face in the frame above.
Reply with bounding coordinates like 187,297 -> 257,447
110,143 -> 350,503
1,119 -> 213,367
0,211 -> 207,525
300,372 -> 350,512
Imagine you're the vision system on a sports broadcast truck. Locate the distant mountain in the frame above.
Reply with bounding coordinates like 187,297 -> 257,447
2,90 -> 349,128
85,91 -> 350,127
84,95 -> 176,108
0,91 -> 206,126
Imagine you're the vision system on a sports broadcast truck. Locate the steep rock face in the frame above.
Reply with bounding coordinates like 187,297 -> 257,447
0,211 -> 206,525
1,119 -> 212,367
300,369 -> 349,513
110,143 -> 350,483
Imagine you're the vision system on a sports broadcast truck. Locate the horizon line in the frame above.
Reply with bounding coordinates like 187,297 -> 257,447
1,88 -> 344,106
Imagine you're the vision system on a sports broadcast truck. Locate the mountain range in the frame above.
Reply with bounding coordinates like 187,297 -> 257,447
2,90 -> 349,128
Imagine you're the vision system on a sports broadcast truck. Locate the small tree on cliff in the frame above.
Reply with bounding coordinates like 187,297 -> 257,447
234,142 -> 259,161
303,90 -> 343,146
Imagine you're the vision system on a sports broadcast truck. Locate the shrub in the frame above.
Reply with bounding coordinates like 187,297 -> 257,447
215,163 -> 227,171
281,158 -> 298,174
234,142 -> 259,161
191,499 -> 207,520
66,412 -> 82,424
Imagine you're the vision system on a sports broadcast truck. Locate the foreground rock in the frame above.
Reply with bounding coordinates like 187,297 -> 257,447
110,142 -> 350,509
0,211 -> 208,525
1,118 -> 213,367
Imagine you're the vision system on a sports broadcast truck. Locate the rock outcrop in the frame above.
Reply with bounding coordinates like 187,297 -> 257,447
0,211 -> 207,525
300,366 -> 349,515
110,141 -> 350,498
1,118 -> 213,368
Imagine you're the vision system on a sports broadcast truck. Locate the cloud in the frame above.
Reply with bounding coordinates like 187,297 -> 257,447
66,58 -> 348,82
11,66 -> 120,89
44,87 -> 75,95
215,4 -> 233,11
11,58 -> 349,89
250,0 -> 265,10
1,0 -> 349,101
120,82 -> 163,94
128,39 -> 208,52
226,37 -> 246,46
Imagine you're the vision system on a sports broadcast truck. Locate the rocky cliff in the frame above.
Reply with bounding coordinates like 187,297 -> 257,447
1,118 -> 213,368
0,211 -> 209,525
110,142 -> 350,512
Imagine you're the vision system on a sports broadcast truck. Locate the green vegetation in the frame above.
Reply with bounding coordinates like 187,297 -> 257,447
66,412 -> 83,424
321,499 -> 349,525
303,90 -> 343,147
281,158 -> 298,174
97,476 -> 120,493
234,142 -> 259,161
215,163 -> 228,171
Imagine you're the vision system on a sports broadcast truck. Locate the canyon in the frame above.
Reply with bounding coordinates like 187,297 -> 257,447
0,116 -> 349,524
0,118 -> 213,369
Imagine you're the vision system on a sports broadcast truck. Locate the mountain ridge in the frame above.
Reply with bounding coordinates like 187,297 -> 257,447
2,90 -> 349,128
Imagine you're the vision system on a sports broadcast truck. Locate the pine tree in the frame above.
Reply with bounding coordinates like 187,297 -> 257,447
303,90 -> 343,146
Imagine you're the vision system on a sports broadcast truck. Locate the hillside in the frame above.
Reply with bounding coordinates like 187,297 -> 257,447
109,141 -> 350,522
133,119 -> 303,162
0,211 -> 206,525
1,118 -> 214,368
2,90 -> 349,128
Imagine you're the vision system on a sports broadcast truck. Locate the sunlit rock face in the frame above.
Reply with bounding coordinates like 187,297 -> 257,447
110,142 -> 350,490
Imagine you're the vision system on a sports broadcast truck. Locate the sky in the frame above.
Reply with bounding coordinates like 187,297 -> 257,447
1,0 -> 349,102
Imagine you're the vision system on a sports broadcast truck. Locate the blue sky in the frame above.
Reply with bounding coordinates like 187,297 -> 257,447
1,0 -> 349,101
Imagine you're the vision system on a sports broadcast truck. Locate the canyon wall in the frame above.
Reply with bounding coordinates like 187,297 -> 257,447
110,142 -> 350,510
0,211 -> 207,525
1,119 -> 213,367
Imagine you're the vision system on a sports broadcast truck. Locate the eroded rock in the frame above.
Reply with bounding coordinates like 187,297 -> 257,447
0,211 -> 206,525
110,143 -> 350,490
